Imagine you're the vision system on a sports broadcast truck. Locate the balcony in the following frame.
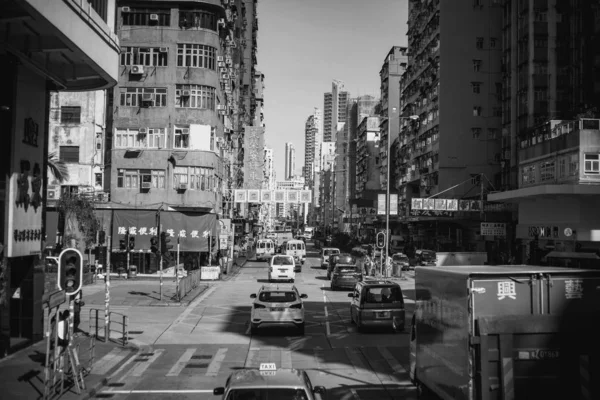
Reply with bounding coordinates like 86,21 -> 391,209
0,0 -> 120,90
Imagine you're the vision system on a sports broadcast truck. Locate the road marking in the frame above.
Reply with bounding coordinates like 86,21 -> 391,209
111,349 -> 143,382
206,348 -> 228,377
245,322 -> 251,335
166,348 -> 196,377
128,349 -> 164,377
281,350 -> 292,369
377,346 -> 406,374
245,349 -> 259,368
324,306 -> 331,336
101,390 -> 213,394
91,347 -> 131,375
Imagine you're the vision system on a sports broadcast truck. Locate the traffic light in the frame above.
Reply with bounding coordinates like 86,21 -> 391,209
58,248 -> 83,296
150,236 -> 159,254
160,231 -> 173,255
129,235 -> 135,250
376,232 -> 386,249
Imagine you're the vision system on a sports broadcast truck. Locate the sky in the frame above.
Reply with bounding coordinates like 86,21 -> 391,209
258,0 -> 409,180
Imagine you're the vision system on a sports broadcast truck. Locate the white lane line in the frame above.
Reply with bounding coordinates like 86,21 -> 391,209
377,346 -> 407,374
206,348 -> 228,377
128,349 -> 165,377
281,350 -> 292,369
245,349 -> 259,368
324,306 -> 331,336
101,390 -> 213,394
166,348 -> 196,377
91,347 -> 131,375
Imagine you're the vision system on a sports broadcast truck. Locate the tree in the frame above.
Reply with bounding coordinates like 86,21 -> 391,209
47,151 -> 70,183
57,193 -> 100,250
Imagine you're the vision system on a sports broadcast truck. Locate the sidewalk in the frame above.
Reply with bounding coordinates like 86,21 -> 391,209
0,255 -> 250,400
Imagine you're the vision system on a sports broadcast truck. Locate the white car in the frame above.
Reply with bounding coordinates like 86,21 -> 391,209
269,255 -> 296,283
250,285 -> 307,335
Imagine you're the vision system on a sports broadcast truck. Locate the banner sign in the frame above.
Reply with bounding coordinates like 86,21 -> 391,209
261,190 -> 272,203
481,222 -> 507,237
410,210 -> 454,217
411,198 -> 482,211
390,194 -> 398,215
230,189 -> 312,203
201,266 -> 220,280
274,190 -> 285,202
377,194 -> 386,215
287,190 -> 298,203
299,190 -> 312,203
247,189 -> 260,202
234,189 -> 247,203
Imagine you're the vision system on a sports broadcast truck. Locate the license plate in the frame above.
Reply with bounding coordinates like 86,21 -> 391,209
375,311 -> 390,319
271,308 -> 284,312
279,269 -> 287,272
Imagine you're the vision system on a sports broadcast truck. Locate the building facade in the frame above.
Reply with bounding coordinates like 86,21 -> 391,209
284,142 -> 296,180
323,80 -> 349,142
0,0 -> 119,356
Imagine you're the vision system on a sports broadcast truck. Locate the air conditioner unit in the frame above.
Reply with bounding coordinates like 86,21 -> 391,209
47,189 -> 58,199
159,47 -> 168,53
122,6 -> 131,12
218,61 -> 225,67
139,127 -> 148,134
182,128 -> 190,134
141,182 -> 152,189
181,90 -> 191,97
217,56 -> 224,62
130,65 -> 144,75
226,57 -> 232,65
217,105 -> 226,110
142,93 -> 154,102
150,14 -> 159,21
221,74 -> 230,80
178,183 -> 188,190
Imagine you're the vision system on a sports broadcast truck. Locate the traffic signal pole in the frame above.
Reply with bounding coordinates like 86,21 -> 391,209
105,236 -> 111,342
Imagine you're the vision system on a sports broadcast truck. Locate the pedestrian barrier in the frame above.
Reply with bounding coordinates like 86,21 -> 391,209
89,308 -> 128,346
176,269 -> 202,301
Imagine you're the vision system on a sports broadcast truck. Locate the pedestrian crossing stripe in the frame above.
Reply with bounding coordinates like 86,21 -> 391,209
94,345 -> 410,380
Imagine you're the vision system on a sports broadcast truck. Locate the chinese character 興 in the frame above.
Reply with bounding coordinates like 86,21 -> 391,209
497,281 -> 517,300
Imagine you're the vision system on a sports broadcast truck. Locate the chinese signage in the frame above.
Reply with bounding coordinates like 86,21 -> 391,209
411,198 -> 483,212
409,210 -> 453,217
233,189 -> 312,204
390,194 -> 398,215
377,194 -> 386,215
481,222 -> 506,237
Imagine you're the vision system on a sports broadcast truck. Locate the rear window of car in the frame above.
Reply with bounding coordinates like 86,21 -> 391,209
258,291 -> 297,302
338,255 -> 356,264
364,286 -> 403,304
336,266 -> 359,274
273,257 -> 293,265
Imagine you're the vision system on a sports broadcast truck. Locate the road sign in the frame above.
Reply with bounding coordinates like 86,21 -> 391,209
42,289 -> 66,309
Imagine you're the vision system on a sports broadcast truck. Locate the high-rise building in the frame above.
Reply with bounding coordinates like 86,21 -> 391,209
323,80 -> 349,142
304,115 -> 317,184
319,142 -> 336,228
396,0 -> 503,251
284,142 -> 296,179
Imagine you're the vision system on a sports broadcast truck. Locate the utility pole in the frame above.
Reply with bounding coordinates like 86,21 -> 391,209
156,207 -> 162,301
105,235 -> 111,341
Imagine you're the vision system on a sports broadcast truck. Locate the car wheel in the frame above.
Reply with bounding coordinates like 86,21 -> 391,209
298,323 -> 305,336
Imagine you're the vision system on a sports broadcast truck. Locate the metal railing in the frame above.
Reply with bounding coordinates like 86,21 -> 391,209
176,270 -> 202,301
89,308 -> 128,346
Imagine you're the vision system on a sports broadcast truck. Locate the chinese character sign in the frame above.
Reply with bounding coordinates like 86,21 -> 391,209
481,223 -> 507,237
274,190 -> 285,203
234,190 -> 247,203
299,190 -> 312,203
564,279 -> 584,299
247,189 -> 260,202
497,281 -> 517,300
287,190 -> 298,203
260,190 -> 272,203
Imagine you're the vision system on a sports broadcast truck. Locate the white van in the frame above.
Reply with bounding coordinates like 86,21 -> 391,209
255,239 -> 275,262
284,239 -> 306,266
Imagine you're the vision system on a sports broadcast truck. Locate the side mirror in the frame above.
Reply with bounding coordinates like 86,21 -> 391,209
250,293 -> 257,299
314,386 -> 326,394
347,293 -> 354,298
213,387 -> 225,395
300,294 -> 307,299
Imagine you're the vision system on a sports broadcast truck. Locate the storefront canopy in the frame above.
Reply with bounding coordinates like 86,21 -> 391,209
112,210 -> 217,252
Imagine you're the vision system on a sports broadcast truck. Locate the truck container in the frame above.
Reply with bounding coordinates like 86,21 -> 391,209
409,265 -> 600,400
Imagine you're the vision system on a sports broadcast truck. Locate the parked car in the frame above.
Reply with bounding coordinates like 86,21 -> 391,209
327,253 -> 356,280
320,247 -> 340,270
348,279 -> 405,333
330,264 -> 362,290
413,249 -> 437,266
392,253 -> 411,271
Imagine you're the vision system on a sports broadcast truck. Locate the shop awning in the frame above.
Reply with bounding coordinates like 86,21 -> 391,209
542,251 -> 600,261
112,210 -> 217,252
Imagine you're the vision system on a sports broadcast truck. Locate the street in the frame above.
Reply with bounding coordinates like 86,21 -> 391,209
93,245 -> 417,400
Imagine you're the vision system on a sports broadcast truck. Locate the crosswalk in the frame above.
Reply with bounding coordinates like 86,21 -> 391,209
91,344 -> 411,384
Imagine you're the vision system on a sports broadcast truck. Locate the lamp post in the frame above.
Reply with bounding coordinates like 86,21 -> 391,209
384,110 -> 419,276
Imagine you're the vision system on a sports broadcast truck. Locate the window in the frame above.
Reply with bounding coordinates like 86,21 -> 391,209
190,167 -> 215,190
146,128 -> 166,148
476,37 -> 484,49
471,82 -> 481,94
472,127 -> 482,138
558,158 -> 566,178
178,10 -> 217,31
584,154 -> 600,175
175,84 -> 216,109
176,44 -> 216,69
473,106 -> 482,117
95,173 -> 103,187
473,59 -> 482,72
540,161 -> 555,182
122,8 -> 170,26
119,87 -> 167,107
534,89 -> 548,101
174,126 -> 190,149
569,154 -> 579,176
488,128 -> 498,139
59,146 -> 79,163
490,37 -> 497,48
120,47 -> 168,66
117,169 -> 165,189
115,128 -> 164,149
61,106 -> 81,123
173,166 -> 188,187
522,165 -> 536,185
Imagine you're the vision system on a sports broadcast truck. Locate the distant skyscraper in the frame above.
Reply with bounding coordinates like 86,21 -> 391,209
323,80 -> 349,142
284,142 -> 296,179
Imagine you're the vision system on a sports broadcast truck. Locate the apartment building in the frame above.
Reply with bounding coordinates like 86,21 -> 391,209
103,0 -> 259,273
319,142 -> 336,229
396,0 -> 503,251
0,0 -> 119,356
275,178 -> 305,219
284,142 -> 296,180
322,80 -> 349,142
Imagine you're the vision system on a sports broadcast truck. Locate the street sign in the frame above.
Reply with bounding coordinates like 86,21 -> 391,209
481,222 -> 506,237
42,289 -> 66,309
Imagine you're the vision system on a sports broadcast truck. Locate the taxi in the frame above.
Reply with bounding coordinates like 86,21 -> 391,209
250,285 -> 307,335
213,363 -> 326,399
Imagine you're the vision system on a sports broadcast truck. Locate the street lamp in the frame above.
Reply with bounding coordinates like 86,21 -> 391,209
384,109 -> 419,275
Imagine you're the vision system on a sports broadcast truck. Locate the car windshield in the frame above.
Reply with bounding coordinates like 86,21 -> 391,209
226,388 -> 309,400
273,257 -> 293,265
364,287 -> 403,304
335,266 -> 358,274
420,251 -> 436,259
258,291 -> 297,302
337,255 -> 355,264
324,249 -> 336,256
